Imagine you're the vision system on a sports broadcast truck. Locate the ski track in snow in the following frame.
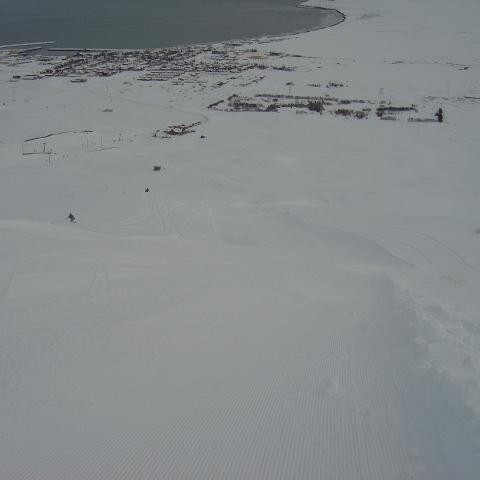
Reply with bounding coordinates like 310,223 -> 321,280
0,257 -> 17,305
81,196 -> 217,239
389,226 -> 480,274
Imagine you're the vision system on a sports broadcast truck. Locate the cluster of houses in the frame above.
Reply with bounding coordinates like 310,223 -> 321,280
26,46 -> 256,82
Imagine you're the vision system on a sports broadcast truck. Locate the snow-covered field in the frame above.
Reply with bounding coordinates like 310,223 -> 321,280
1,0 -> 480,478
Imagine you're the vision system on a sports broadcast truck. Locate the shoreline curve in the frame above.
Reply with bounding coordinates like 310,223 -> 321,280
15,3 -> 346,54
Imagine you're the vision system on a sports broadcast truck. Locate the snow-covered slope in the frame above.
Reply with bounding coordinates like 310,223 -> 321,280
1,0 -> 479,478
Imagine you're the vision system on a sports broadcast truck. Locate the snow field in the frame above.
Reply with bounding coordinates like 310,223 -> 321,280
1,0 -> 480,477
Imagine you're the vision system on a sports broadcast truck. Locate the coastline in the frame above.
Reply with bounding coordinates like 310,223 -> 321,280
7,4 -> 346,58
253,3 -> 346,45
0,2 -> 345,54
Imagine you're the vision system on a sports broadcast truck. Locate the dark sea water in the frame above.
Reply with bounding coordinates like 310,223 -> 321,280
0,0 -> 342,49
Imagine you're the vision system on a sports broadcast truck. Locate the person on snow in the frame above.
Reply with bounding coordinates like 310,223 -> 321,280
435,108 -> 444,123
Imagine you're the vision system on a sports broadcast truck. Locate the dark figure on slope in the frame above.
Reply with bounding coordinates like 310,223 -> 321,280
67,213 -> 76,223
435,108 -> 444,123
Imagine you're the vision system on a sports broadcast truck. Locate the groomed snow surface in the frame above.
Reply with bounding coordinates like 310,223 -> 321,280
1,0 -> 480,478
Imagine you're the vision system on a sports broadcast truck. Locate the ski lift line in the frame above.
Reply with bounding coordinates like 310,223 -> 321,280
85,84 -> 210,125
24,130 -> 94,143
